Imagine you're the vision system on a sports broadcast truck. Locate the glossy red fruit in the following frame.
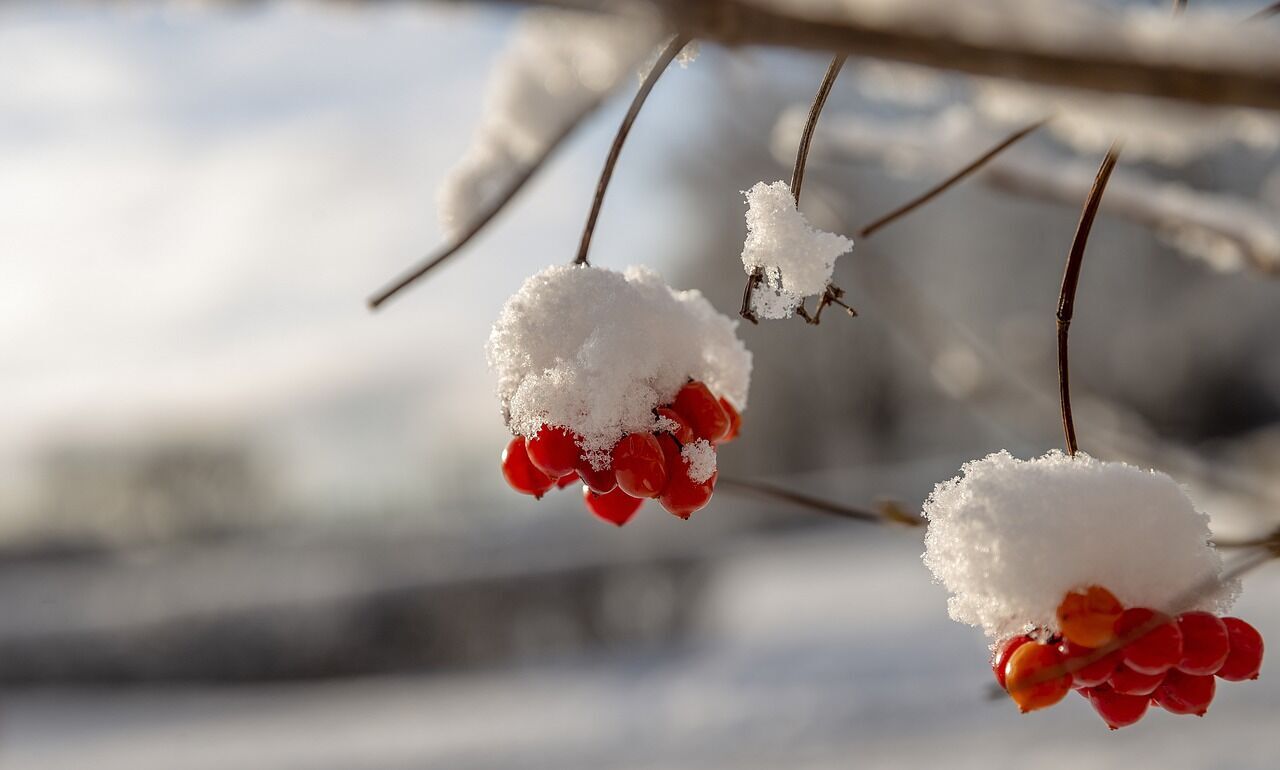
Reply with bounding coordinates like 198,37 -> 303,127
1108,664 -> 1165,696
611,433 -> 667,499
992,635 -> 1034,690
671,381 -> 730,442
575,457 -> 617,495
1057,585 -> 1124,648
556,473 -> 579,489
1083,685 -> 1150,730
1059,640 -> 1122,688
1004,641 -> 1072,713
716,397 -> 742,444
655,407 -> 696,444
501,436 -> 556,498
655,434 -> 716,519
1218,617 -> 1265,681
1176,612 -> 1230,676
583,485 -> 643,527
525,426 -> 581,478
1153,670 -> 1216,716
1115,608 -> 1183,675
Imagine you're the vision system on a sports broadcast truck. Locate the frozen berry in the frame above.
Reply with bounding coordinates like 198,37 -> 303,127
576,457 -> 617,495
556,473 -> 579,489
611,433 -> 667,499
655,407 -> 696,444
1115,607 -> 1183,675
1108,664 -> 1165,696
583,485 -> 643,527
716,397 -> 741,444
1004,641 -> 1072,713
525,426 -> 580,478
1057,585 -> 1123,648
992,635 -> 1034,690
1153,669 -> 1215,716
1217,617 -> 1264,681
656,434 -> 716,519
1175,612 -> 1230,676
1059,640 -> 1122,688
671,381 -> 730,442
501,436 -> 556,498
1083,685 -> 1149,730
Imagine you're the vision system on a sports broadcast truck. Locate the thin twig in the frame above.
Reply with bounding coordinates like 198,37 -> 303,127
741,54 -> 846,324
1246,1 -> 1280,22
857,118 -> 1048,238
1057,143 -> 1121,457
1172,0 -> 1187,15
717,477 -> 922,527
575,34 -> 687,266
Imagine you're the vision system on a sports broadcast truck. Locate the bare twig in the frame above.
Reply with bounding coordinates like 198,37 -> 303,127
1246,1 -> 1280,22
1057,143 -> 1121,457
575,34 -> 687,266
717,477 -> 922,527
741,54 -> 846,324
857,118 -> 1048,239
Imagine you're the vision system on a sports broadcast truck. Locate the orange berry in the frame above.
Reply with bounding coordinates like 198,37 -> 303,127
1056,585 -> 1124,648
1004,641 -> 1072,713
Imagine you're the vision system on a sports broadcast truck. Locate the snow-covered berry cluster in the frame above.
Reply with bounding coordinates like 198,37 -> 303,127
993,584 -> 1265,728
488,264 -> 750,525
923,451 -> 1261,728
501,379 -> 740,524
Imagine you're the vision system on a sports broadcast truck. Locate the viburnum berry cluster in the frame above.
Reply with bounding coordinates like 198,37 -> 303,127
992,584 -> 1265,728
501,379 -> 740,525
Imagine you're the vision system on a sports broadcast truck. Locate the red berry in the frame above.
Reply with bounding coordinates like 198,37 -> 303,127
611,433 -> 667,499
656,434 -> 715,519
1004,641 -> 1072,713
1175,612 -> 1230,676
525,426 -> 580,478
501,436 -> 556,498
1153,669 -> 1216,716
1057,585 -> 1124,648
556,473 -> 578,489
655,407 -> 696,444
1083,685 -> 1150,730
583,485 -> 643,527
716,397 -> 742,444
992,635 -> 1033,690
1115,607 -> 1183,675
1218,617 -> 1265,681
575,457 -> 617,495
1059,640 -> 1122,688
671,381 -> 730,442
1108,664 -> 1165,696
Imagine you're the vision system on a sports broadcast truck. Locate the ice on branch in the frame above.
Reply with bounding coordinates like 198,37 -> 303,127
922,451 -> 1238,641
740,181 -> 854,319
487,265 -> 751,468
437,10 -> 659,239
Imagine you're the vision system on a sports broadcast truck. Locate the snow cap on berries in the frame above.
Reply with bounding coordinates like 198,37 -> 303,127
922,450 -> 1238,640
681,439 -> 717,484
739,180 -> 853,319
487,264 -> 751,468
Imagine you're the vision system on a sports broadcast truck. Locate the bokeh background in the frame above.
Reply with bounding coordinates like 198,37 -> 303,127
2,1 -> 1280,767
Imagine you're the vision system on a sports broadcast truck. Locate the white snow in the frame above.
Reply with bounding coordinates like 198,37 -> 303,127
436,10 -> 658,239
922,450 -> 1238,641
486,265 -> 751,469
680,439 -> 717,484
739,181 -> 854,319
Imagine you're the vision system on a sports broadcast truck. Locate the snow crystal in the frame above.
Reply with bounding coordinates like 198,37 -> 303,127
680,439 -> 717,484
437,10 -> 659,239
487,265 -> 751,469
740,181 -> 854,319
922,451 -> 1238,641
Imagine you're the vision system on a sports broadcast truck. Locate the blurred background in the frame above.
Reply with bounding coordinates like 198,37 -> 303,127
2,1 -> 1280,767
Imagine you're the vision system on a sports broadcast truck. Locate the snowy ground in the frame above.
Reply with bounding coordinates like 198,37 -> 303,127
1,528 -> 1276,770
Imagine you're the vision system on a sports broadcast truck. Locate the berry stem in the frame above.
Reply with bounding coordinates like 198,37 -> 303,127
574,34 -> 688,267
717,476 -> 923,527
1056,142 -> 1121,457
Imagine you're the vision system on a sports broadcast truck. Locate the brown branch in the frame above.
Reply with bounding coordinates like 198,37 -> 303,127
1246,2 -> 1280,22
857,118 -> 1048,239
575,34 -> 687,266
717,477 -> 922,527
1056,143 -> 1121,457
